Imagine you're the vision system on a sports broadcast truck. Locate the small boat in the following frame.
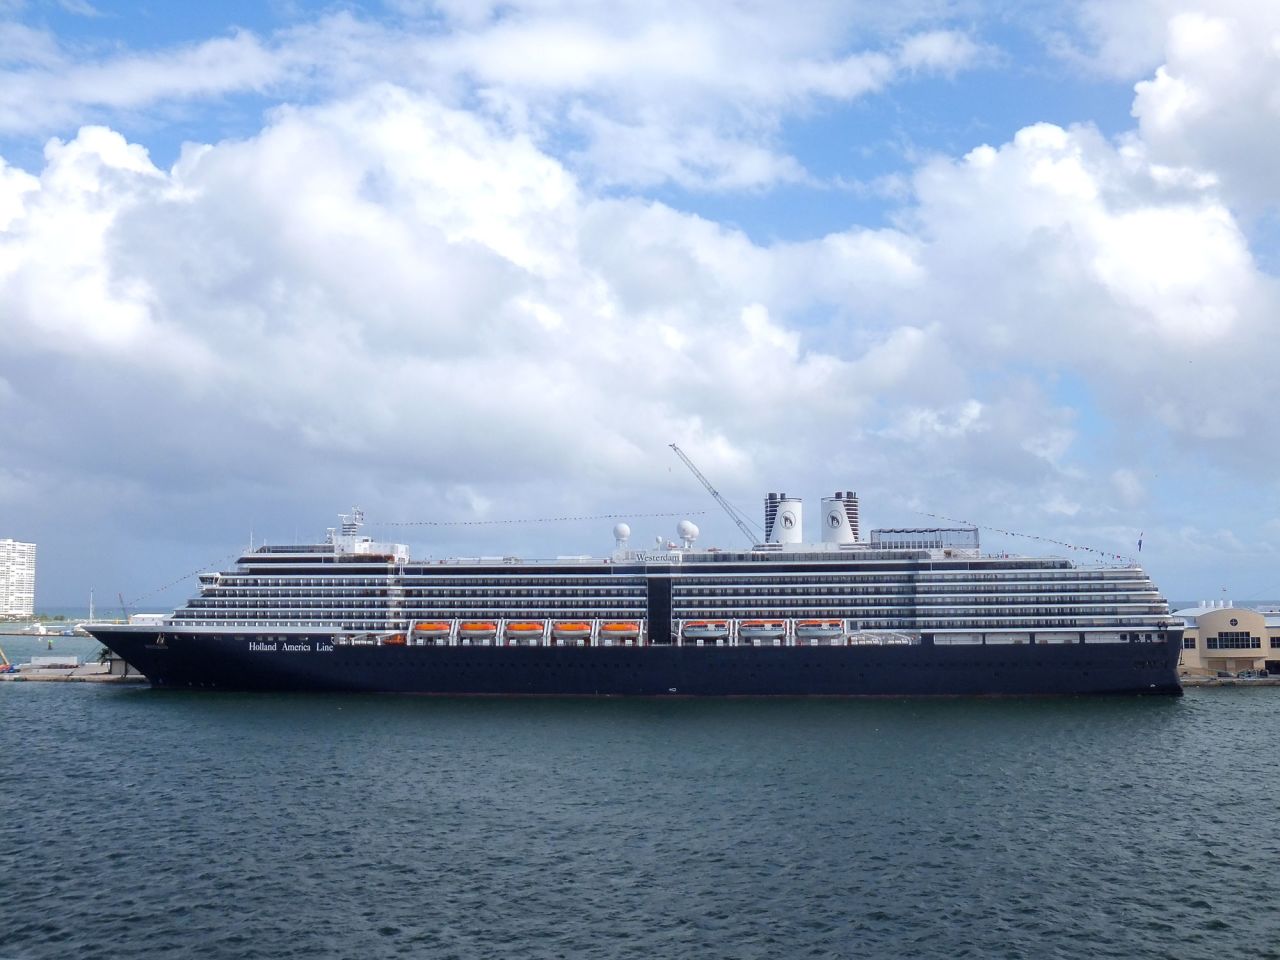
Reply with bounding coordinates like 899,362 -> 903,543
411,621 -> 451,636
682,620 -> 729,643
599,621 -> 641,644
458,621 -> 498,642
411,621 -> 451,644
600,621 -> 640,634
552,621 -> 592,644
380,633 -> 407,646
738,619 -> 785,641
504,621 -> 546,645
795,619 -> 845,644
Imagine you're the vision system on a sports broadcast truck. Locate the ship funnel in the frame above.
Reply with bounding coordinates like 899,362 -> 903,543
821,491 -> 860,544
764,493 -> 803,545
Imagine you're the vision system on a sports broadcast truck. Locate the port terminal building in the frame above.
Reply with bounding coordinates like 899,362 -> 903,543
1174,602 -> 1280,677
1,538 -> 36,617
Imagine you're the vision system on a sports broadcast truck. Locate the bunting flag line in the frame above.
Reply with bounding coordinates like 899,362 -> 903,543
381,511 -> 707,527
916,512 -> 1140,563
124,552 -> 244,608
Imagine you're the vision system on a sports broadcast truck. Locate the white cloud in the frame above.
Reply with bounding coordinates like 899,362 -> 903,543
0,94 -> 899,499
5,1 -> 1280,600
56,0 -> 101,16
6,80 -> 1275,559
0,4 -> 986,191
0,29 -> 285,132
897,29 -> 985,74
1067,1 -> 1280,217
900,120 -> 1278,448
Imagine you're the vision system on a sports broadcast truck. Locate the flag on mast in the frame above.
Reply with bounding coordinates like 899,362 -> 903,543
1137,531 -> 1143,552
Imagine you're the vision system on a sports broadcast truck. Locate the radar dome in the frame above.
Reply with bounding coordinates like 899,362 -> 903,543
677,520 -> 700,544
613,522 -> 631,541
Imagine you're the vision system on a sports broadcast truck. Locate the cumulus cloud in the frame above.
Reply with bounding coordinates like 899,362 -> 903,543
6,82 -> 1278,583
1065,1 -> 1280,217
898,120 -> 1279,447
1130,7 -> 1280,217
0,93 -> 899,501
4,0 -> 1280,601
0,86 -> 1097,584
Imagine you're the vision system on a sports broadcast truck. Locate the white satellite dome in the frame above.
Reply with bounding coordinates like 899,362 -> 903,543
677,520 -> 700,544
613,522 -> 632,541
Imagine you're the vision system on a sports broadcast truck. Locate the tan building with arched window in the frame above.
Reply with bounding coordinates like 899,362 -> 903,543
1175,604 -> 1280,677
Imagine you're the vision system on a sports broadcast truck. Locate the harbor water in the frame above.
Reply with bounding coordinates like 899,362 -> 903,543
1,687 -> 1278,959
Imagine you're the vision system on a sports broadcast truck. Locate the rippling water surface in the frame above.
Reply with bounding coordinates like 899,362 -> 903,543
2,687 -> 1278,959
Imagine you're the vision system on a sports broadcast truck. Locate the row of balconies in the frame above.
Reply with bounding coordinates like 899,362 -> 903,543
191,588 -> 1164,608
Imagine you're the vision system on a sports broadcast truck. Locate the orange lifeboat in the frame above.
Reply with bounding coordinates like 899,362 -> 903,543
459,621 -> 498,637
682,620 -> 729,642
600,621 -> 641,643
552,621 -> 592,644
739,620 -> 785,640
504,621 -> 546,644
412,621 -> 451,635
381,633 -> 407,646
795,619 -> 845,644
412,624 -> 453,640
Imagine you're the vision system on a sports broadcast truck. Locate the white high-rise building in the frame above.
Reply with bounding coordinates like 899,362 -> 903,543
0,539 -> 36,617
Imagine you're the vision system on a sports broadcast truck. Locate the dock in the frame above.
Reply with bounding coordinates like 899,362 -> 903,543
0,656 -> 146,683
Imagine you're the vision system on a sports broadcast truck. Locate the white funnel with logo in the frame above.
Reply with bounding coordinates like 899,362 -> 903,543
821,492 -> 860,544
764,493 -> 803,545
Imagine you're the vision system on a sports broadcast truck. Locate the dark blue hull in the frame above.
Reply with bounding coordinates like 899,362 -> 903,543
89,629 -> 1184,696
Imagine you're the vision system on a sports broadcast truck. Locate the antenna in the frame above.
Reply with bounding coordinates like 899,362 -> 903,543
118,592 -> 130,622
668,444 -> 760,546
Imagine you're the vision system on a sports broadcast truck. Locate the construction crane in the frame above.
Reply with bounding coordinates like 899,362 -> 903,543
668,443 -> 761,547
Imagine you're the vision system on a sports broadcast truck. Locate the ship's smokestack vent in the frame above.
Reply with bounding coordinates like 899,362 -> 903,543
764,493 -> 802,545
821,491 -> 860,544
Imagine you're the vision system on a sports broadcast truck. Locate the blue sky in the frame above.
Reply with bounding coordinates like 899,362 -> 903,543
3,0 -> 1280,607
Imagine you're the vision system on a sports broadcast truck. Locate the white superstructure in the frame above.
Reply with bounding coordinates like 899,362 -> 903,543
0,538 -> 36,617
159,508 -> 1171,651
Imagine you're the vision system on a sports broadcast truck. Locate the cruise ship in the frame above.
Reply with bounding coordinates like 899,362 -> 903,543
87,492 -> 1183,696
